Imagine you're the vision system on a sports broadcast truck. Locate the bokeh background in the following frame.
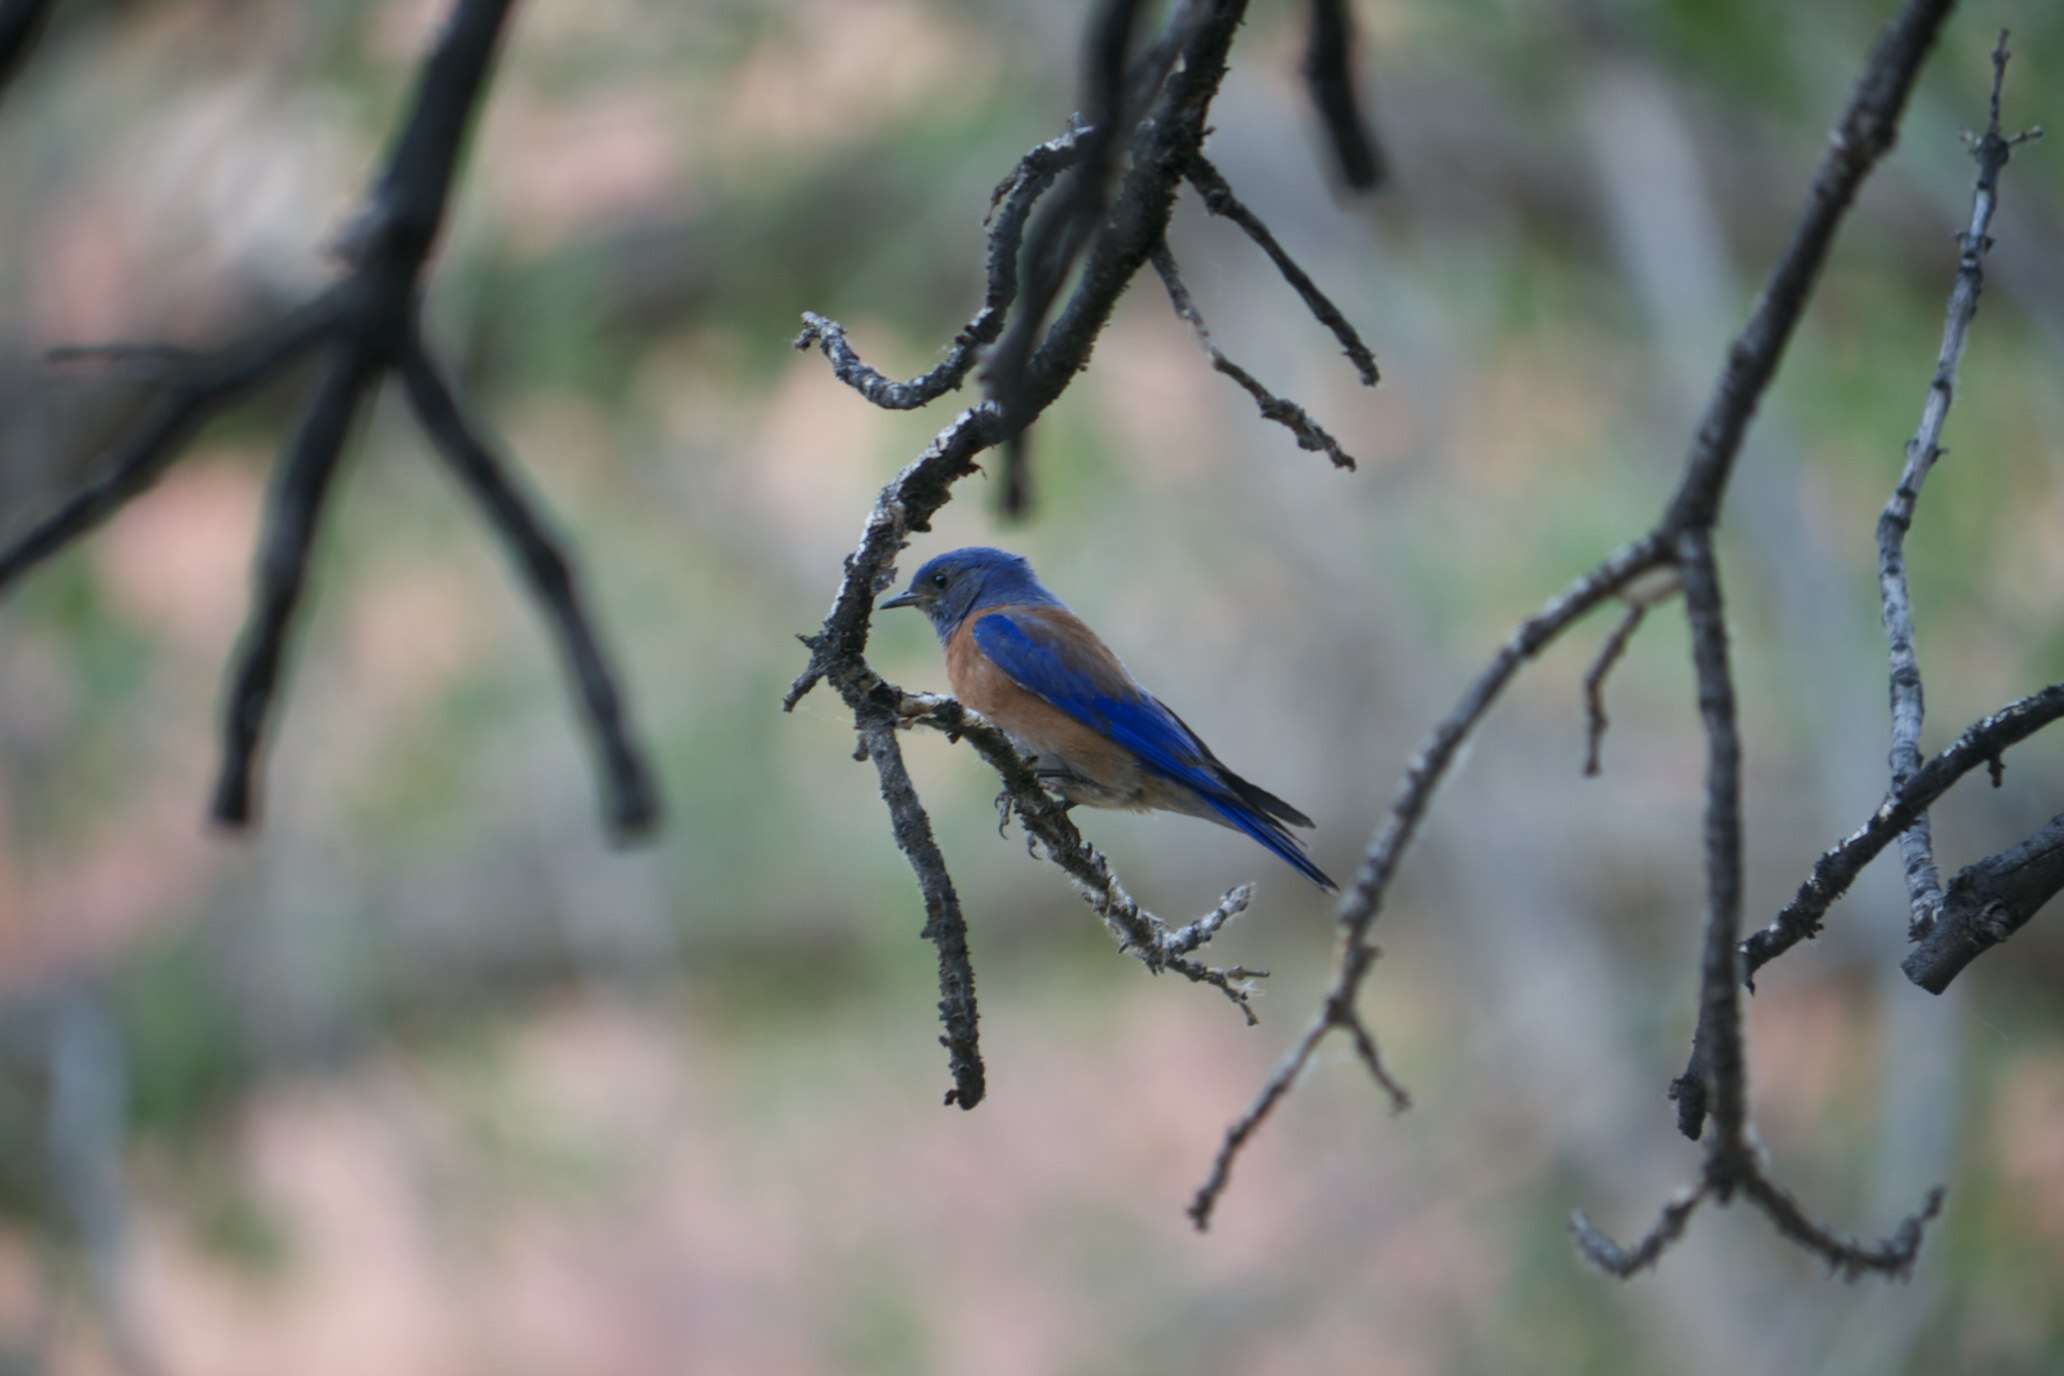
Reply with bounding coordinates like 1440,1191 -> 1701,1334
2,0 -> 2063,1371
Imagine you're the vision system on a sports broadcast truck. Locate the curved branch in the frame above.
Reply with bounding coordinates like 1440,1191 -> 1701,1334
1878,27 -> 2040,938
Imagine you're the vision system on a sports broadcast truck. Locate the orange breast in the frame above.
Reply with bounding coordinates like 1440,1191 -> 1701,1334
946,612 -> 1146,805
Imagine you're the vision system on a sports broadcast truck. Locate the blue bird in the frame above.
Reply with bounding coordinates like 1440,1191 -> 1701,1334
881,547 -> 1335,890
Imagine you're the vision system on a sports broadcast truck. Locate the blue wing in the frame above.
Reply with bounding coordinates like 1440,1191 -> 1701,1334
972,611 -> 1334,889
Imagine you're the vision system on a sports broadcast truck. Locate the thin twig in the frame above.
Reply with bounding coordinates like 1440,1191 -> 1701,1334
791,125 -> 1086,410
1188,940 -> 1405,1229
1879,27 -> 2040,939
1151,243 -> 1359,470
1570,1185 -> 1709,1278
1185,155 -> 1380,386
1581,601 -> 1646,777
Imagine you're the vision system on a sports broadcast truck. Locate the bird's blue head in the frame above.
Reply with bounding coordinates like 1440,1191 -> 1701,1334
880,546 -> 1061,642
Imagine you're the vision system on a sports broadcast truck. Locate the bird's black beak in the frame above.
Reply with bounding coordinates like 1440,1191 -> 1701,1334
879,590 -> 922,610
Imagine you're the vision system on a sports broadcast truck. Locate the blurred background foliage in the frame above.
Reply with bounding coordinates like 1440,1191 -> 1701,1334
1,0 -> 2063,1371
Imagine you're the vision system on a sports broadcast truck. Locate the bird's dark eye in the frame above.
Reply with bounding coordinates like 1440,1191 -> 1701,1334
930,572 -> 949,588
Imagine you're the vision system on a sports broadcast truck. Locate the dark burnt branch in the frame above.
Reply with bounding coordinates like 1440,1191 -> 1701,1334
1185,156 -> 1380,386
1151,244 -> 1359,470
1581,601 -> 1646,778
1903,813 -> 2064,992
1743,683 -> 2064,980
791,125 -> 1086,410
1879,28 -> 2039,939
1302,0 -> 1386,190
0,0 -> 658,839
0,298 -> 341,590
397,330 -> 659,834
987,0 -> 1147,517
1196,0 -> 1960,1262
1570,1185 -> 1709,1279
212,348 -> 373,824
0,0 -> 54,100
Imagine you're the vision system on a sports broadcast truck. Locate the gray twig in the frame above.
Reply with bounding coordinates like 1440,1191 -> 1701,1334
1581,602 -> 1647,777
1570,1185 -> 1709,1279
1151,243 -> 1359,470
1878,27 -> 2040,939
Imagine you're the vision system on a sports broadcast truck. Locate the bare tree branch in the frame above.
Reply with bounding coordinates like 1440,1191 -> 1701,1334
1151,243 -> 1359,470
791,125 -> 1087,411
1741,682 -> 2064,982
1878,27 -> 2041,938
1184,155 -> 1381,386
1301,0 -> 1385,191
1903,813 -> 2064,992
0,0 -> 660,840
1581,601 -> 1646,778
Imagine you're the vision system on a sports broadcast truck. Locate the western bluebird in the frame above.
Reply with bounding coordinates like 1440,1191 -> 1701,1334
881,547 -> 1335,890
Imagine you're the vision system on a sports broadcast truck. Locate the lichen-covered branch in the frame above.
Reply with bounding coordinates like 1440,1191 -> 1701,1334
1878,28 -> 2040,938
1741,682 -> 2064,982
